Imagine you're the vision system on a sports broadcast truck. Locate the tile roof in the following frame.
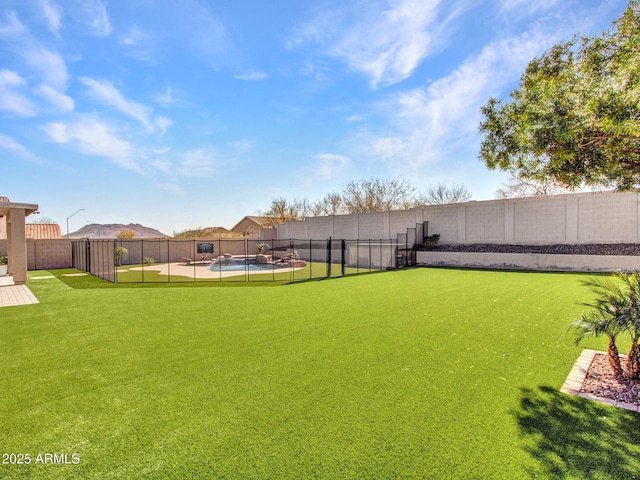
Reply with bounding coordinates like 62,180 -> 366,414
25,224 -> 62,239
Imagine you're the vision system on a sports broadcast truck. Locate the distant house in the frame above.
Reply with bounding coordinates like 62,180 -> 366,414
202,226 -> 234,238
230,216 -> 274,236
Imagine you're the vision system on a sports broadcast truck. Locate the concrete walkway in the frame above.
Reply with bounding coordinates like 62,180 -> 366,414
0,284 -> 39,307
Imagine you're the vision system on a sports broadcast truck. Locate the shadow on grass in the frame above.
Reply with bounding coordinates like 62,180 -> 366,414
516,385 -> 640,479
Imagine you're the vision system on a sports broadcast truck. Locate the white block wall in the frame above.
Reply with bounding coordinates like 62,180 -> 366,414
276,191 -> 640,245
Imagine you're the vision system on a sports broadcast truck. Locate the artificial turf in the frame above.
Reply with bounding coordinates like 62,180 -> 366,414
1,268 -> 639,479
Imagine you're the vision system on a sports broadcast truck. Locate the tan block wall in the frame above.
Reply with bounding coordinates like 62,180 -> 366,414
424,206 -> 458,240
0,239 -> 73,270
514,197 -> 567,243
357,212 -> 388,239
276,191 -> 640,245
334,214 -> 357,239
27,239 -> 72,269
464,202 -> 506,242
577,193 -> 639,242
308,216 -> 332,239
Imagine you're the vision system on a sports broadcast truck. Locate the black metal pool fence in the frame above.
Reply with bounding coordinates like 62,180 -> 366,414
71,237 -> 415,284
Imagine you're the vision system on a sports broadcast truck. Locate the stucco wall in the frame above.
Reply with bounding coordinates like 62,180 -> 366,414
276,191 -> 640,245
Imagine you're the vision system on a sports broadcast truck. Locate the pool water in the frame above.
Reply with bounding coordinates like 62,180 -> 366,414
209,257 -> 275,272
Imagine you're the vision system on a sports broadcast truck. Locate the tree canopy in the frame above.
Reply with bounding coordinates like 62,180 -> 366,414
479,1 -> 640,190
257,179 -> 473,224
116,230 -> 136,239
420,183 -> 472,205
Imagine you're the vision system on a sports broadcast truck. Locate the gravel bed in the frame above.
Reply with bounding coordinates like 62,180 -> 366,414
581,354 -> 640,406
429,243 -> 640,256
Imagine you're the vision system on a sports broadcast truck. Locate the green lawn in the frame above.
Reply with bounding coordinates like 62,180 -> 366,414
1,268 -> 639,479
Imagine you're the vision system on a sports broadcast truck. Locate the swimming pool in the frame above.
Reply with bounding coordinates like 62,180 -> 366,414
209,256 -> 276,272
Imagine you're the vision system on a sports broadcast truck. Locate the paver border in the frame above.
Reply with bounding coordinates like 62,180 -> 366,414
561,348 -> 639,412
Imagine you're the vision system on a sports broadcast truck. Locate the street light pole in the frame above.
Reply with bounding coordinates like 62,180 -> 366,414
66,208 -> 85,238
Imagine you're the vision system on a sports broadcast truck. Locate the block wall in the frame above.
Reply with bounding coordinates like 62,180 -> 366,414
1,239 -> 73,270
27,239 -> 72,269
357,212 -> 388,240
333,214 -> 356,239
424,206 -> 458,240
275,191 -> 640,245
514,197 -> 567,243
465,203 -> 506,242
577,194 -> 639,242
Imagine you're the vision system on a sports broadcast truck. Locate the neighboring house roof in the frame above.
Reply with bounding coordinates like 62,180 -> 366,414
26,224 -> 62,239
202,226 -> 231,236
230,216 -> 274,235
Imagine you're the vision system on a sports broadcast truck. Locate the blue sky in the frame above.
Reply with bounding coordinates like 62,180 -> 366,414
1,0 -> 627,235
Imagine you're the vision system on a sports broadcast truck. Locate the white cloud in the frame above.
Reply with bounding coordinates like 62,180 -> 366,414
23,47 -> 69,90
42,118 -> 138,172
39,0 -> 62,36
154,116 -> 173,135
0,69 -> 36,116
499,0 -> 560,16
0,10 -> 72,114
0,133 -> 36,160
120,24 -> 157,62
288,0 -> 462,88
79,77 -> 170,134
153,87 -> 177,107
363,24 -> 563,170
312,153 -> 351,180
233,71 -> 268,82
148,147 -> 216,178
121,24 -> 143,46
34,84 -> 74,112
182,2 -> 230,59
175,149 -> 216,177
0,11 -> 26,37
75,0 -> 112,37
0,70 -> 26,89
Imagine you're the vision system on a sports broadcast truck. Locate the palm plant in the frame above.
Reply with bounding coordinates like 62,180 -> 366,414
115,246 -> 128,267
615,272 -> 640,379
572,275 -> 629,378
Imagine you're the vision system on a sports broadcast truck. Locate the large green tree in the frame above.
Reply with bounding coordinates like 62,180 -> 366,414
479,1 -> 640,190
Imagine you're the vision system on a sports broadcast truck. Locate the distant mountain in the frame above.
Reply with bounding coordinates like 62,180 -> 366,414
68,223 -> 168,239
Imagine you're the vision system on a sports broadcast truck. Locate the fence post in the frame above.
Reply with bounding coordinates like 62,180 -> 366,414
86,239 -> 91,274
341,239 -> 345,276
327,237 -> 332,278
